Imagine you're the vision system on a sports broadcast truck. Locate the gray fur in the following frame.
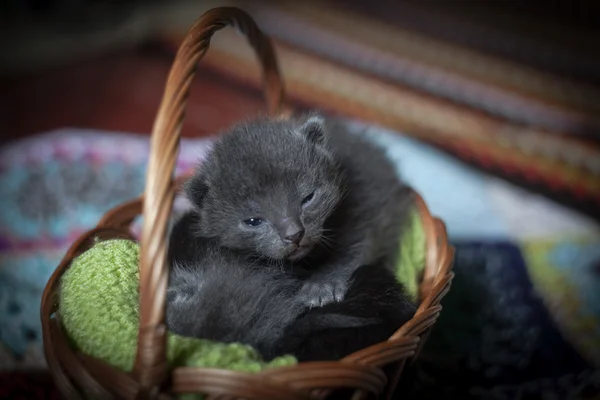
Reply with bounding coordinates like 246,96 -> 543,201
185,113 -> 413,307
166,213 -> 416,361
166,213 -> 305,353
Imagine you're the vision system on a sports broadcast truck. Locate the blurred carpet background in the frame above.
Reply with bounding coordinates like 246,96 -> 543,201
163,0 -> 600,221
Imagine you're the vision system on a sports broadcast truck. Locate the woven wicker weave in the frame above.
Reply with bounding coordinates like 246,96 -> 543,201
41,7 -> 454,400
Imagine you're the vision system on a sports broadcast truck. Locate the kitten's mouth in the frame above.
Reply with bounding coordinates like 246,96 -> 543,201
286,245 -> 312,261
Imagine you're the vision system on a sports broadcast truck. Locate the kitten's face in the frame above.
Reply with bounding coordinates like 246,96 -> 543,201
186,115 -> 344,261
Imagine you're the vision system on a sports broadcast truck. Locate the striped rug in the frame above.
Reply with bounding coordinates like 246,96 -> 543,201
159,0 -> 600,221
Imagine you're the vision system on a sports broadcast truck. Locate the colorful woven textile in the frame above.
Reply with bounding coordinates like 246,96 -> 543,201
159,0 -> 600,221
0,127 -> 598,399
0,131 -> 208,366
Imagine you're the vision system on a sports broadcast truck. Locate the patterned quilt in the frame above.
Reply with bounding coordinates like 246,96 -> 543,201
1,126 -> 598,399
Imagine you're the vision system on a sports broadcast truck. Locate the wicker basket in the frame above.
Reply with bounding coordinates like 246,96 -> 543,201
41,7 -> 454,400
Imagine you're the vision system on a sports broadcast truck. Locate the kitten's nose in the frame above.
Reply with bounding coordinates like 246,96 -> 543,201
284,228 -> 305,245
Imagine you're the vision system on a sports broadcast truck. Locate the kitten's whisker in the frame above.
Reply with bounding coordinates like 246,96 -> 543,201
317,234 -> 338,253
246,257 -> 260,269
319,238 -> 334,249
319,233 -> 335,243
301,258 -> 317,271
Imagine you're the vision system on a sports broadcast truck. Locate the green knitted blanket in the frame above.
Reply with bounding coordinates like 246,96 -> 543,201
59,208 -> 425,375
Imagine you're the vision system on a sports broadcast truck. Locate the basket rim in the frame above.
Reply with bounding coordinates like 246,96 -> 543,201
41,184 -> 453,399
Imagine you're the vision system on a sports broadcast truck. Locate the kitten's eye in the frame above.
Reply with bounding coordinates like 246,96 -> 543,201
244,218 -> 264,227
301,191 -> 315,206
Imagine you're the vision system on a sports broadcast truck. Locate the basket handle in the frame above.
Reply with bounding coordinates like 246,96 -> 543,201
134,7 -> 284,396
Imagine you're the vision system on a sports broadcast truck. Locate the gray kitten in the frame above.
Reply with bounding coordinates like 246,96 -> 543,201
167,214 -> 304,350
166,212 -> 416,361
185,114 -> 412,307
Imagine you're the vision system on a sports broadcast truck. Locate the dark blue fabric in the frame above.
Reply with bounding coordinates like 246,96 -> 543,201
405,241 -> 598,399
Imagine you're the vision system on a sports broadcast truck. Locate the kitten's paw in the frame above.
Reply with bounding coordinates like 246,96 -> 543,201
299,279 -> 348,308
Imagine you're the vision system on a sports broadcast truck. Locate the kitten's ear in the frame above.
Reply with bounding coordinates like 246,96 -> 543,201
184,174 -> 209,208
299,115 -> 326,145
